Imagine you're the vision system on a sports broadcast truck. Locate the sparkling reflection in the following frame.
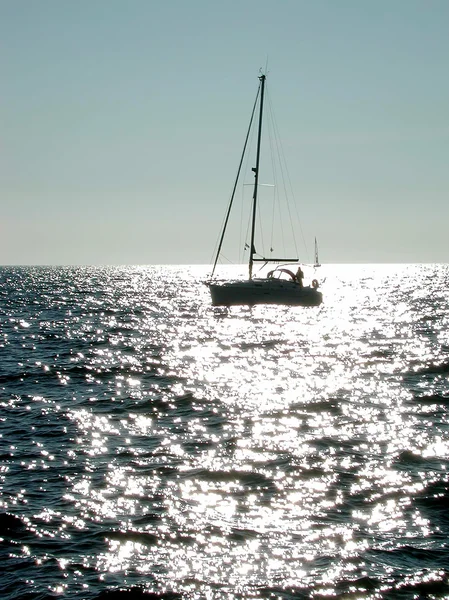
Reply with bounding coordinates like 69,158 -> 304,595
1,265 -> 449,597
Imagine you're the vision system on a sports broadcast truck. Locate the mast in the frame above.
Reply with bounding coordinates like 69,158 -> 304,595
249,73 -> 266,279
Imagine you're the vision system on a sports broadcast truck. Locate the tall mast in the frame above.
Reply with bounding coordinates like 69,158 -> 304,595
249,73 -> 266,279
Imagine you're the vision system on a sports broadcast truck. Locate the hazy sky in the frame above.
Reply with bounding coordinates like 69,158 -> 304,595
2,0 -> 448,265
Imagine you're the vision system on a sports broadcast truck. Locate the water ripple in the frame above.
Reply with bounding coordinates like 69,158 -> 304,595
1,264 -> 449,598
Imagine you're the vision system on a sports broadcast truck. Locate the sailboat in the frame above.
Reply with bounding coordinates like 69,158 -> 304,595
207,73 -> 322,307
314,237 -> 321,268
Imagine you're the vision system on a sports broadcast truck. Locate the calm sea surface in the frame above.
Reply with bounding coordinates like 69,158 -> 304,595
1,264 -> 449,599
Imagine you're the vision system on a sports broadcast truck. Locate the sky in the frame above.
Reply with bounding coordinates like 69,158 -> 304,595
1,0 -> 448,265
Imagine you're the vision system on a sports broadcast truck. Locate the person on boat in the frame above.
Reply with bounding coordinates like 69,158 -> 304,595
296,266 -> 304,288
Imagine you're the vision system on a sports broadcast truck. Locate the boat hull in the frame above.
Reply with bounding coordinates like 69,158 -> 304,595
208,279 -> 322,307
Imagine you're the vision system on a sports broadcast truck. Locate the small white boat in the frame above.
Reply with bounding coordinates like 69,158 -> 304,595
314,237 -> 321,268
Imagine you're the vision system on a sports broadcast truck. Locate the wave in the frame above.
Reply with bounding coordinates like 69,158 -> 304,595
416,480 -> 449,513
104,530 -> 159,546
394,450 -> 446,469
179,467 -> 276,491
95,589 -> 182,599
409,360 -> 449,376
0,512 -> 27,536
413,393 -> 449,405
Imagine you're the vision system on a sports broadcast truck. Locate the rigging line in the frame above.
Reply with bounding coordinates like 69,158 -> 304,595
269,93 -> 309,262
268,92 -> 307,262
267,90 -> 290,259
243,205 -> 252,262
241,183 -> 253,264
257,191 -> 265,258
210,83 -> 261,278
268,92 -> 294,255
239,180 -> 244,264
240,101 -> 258,264
265,87 -> 278,256
218,252 -> 235,265
269,91 -> 290,259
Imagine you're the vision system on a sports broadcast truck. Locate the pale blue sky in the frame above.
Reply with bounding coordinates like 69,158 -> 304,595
1,0 -> 448,265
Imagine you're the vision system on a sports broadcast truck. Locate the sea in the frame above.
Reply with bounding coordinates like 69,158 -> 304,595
1,264 -> 449,600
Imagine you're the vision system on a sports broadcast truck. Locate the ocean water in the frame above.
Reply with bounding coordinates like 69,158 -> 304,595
1,264 -> 449,600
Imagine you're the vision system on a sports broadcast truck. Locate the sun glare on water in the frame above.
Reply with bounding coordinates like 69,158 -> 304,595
1,264 -> 449,597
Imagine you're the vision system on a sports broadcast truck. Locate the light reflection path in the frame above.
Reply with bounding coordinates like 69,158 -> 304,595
1,264 -> 449,597
74,266 -> 447,593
